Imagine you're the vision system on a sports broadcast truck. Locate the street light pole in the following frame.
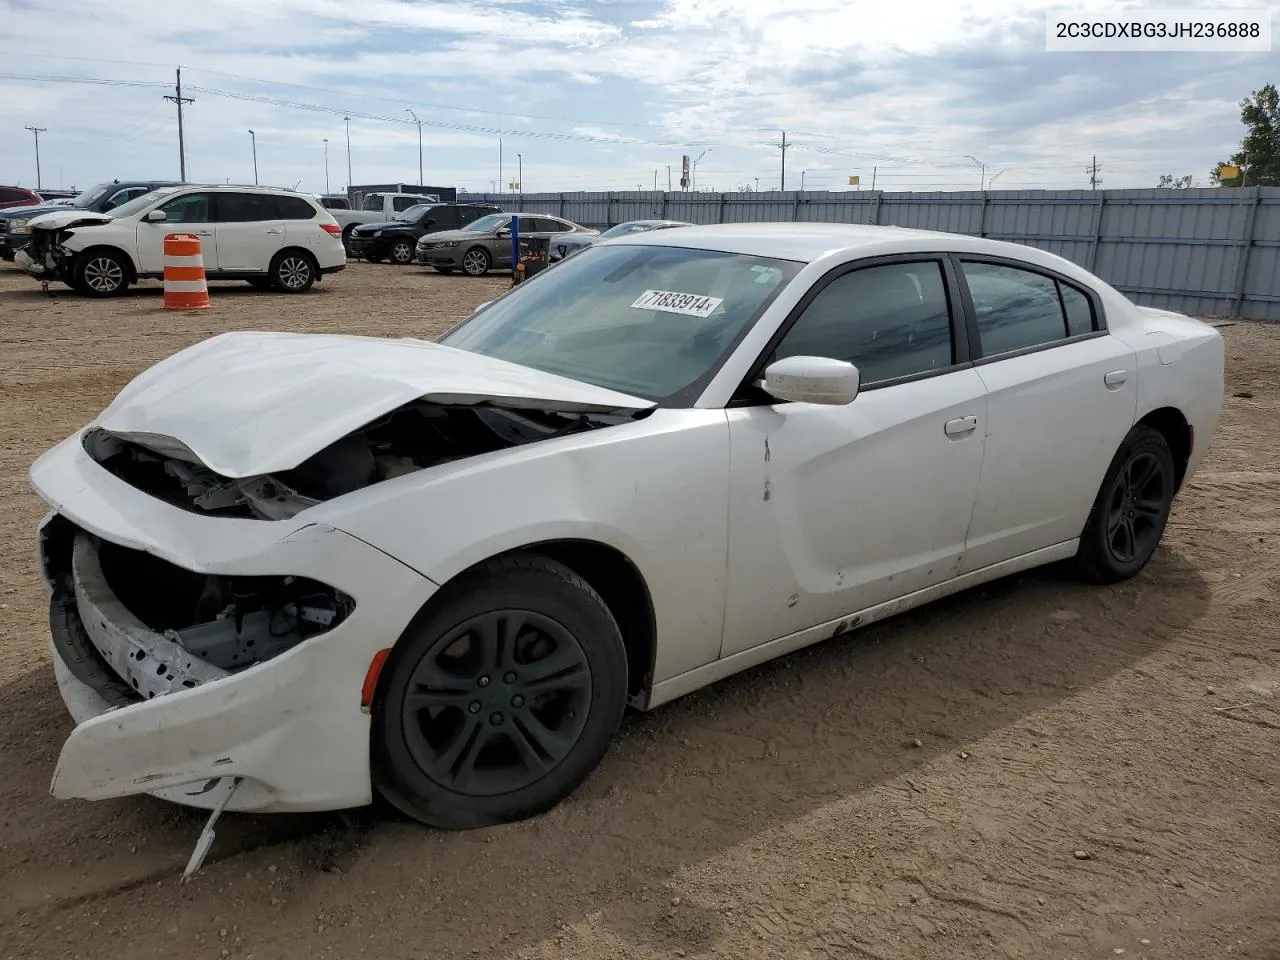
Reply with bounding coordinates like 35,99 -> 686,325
965,154 -> 986,190
248,130 -> 258,185
24,126 -> 46,190
517,153 -> 522,194
344,116 -> 352,190
323,138 -> 330,194
691,149 -> 710,191
406,109 -> 423,186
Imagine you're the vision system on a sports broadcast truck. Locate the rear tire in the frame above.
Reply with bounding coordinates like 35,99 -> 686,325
270,250 -> 317,293
371,553 -> 628,829
1071,425 -> 1176,584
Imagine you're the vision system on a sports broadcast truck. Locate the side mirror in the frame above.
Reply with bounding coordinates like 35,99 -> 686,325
760,356 -> 860,405
144,209 -> 167,223
473,300 -> 492,313
425,218 -> 436,225
496,228 -> 511,238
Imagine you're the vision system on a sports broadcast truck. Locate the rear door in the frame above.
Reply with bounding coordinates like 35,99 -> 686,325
135,191 -> 217,272
213,192 -> 286,271
954,256 -> 1137,572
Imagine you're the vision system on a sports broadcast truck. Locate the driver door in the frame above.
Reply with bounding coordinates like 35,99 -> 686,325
721,257 -> 988,656
136,192 -> 218,273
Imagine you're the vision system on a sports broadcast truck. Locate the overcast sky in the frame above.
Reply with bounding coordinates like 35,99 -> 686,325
0,0 -> 1276,195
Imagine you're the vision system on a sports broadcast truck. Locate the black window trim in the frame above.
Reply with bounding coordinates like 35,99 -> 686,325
948,253 -> 1110,367
727,252 -> 974,408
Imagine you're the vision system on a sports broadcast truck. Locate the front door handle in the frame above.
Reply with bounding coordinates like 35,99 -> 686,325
193,230 -> 212,236
1104,370 -> 1128,389
265,229 -> 283,235
945,415 -> 978,438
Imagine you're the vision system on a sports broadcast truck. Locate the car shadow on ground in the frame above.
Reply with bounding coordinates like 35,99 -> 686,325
0,545 -> 1210,955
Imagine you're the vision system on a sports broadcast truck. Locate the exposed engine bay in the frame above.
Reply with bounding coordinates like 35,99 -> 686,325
84,399 -> 641,521
41,515 -> 354,704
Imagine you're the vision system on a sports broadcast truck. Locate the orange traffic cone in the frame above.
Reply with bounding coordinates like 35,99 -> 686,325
163,233 -> 211,310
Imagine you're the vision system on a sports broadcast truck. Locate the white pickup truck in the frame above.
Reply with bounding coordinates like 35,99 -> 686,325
333,192 -> 440,250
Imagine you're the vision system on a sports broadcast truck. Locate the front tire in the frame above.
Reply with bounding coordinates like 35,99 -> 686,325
389,239 -> 416,265
461,246 -> 491,277
270,250 -> 317,293
1072,425 -> 1176,584
372,554 -> 628,829
72,250 -> 129,297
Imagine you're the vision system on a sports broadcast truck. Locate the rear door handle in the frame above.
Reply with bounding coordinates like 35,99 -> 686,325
1104,370 -> 1128,388
944,415 -> 978,438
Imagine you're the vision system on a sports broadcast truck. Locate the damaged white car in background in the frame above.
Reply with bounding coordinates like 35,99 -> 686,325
31,223 -> 1223,864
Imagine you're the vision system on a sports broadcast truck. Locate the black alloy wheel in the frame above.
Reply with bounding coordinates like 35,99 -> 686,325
372,554 -> 627,829
1073,425 -> 1176,583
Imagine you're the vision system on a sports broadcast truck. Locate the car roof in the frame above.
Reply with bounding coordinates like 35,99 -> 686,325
607,221 -> 1073,265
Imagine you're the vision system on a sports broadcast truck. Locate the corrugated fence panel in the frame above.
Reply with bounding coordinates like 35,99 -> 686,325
456,188 -> 1280,319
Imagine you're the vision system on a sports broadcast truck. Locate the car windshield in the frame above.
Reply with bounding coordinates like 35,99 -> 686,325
394,204 -> 434,221
69,182 -> 113,208
600,222 -> 664,238
465,213 -> 508,232
439,243 -> 803,403
105,188 -> 178,220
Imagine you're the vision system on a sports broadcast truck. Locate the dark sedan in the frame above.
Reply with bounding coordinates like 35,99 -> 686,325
347,202 -> 500,264
548,219 -> 693,262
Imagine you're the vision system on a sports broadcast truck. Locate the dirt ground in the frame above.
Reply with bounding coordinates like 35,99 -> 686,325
0,261 -> 1276,960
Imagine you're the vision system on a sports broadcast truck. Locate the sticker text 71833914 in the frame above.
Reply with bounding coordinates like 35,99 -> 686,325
631,289 -> 725,319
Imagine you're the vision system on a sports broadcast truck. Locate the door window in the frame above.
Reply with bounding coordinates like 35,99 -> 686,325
536,218 -> 569,233
158,192 -> 212,223
392,195 -> 420,212
960,261 -> 1077,356
1060,282 -> 1096,336
773,260 -> 956,384
216,192 -> 278,222
428,206 -> 458,229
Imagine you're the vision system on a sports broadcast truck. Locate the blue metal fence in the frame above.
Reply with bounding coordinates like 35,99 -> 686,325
458,187 -> 1280,321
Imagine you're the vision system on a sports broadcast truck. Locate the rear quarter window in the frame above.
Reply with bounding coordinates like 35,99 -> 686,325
275,195 -> 319,220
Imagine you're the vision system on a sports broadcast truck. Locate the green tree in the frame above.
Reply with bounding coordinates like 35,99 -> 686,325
1212,83 -> 1279,186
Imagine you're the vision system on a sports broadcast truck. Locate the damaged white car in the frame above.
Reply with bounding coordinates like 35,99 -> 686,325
32,223 -> 1224,832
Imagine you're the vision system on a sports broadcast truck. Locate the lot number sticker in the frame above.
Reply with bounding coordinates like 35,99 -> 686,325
631,289 -> 724,318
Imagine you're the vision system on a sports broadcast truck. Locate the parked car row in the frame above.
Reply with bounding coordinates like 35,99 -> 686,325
13,183 -> 346,296
0,179 -> 181,261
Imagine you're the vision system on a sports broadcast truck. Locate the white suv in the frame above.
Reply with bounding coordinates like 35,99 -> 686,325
15,185 -> 347,297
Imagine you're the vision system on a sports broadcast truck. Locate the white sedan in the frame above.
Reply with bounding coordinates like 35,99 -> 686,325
31,223 -> 1224,829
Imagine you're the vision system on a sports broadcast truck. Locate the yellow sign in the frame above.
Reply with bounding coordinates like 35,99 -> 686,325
848,176 -> 860,185
1219,165 -> 1241,181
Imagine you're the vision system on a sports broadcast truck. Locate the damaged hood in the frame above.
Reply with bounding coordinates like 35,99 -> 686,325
93,331 -> 653,478
27,210 -> 114,230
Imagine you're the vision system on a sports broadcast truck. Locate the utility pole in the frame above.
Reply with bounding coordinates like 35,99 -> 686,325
499,136 -> 504,193
517,153 -> 523,193
872,166 -> 877,190
163,67 -> 194,180
323,138 -> 330,194
406,109 -> 424,185
779,130 -> 789,191
344,116 -> 352,190
248,130 -> 258,185
1087,154 -> 1103,189
24,126 -> 46,190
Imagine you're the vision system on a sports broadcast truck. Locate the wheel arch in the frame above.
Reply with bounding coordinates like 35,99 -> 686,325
1135,406 -> 1192,491
372,538 -> 658,711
